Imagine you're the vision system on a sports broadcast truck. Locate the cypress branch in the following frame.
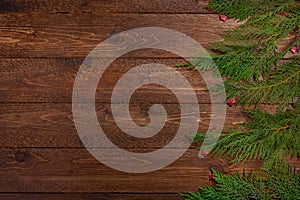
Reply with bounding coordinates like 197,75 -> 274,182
182,1 -> 300,198
180,161 -> 300,200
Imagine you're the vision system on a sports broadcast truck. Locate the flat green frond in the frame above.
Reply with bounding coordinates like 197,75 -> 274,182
206,0 -> 297,22
226,60 -> 300,108
206,1 -> 300,82
181,162 -> 300,200
182,1 -> 300,199
211,108 -> 300,164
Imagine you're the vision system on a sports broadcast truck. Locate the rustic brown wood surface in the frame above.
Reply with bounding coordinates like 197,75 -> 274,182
0,0 -> 299,199
0,0 -> 211,13
0,103 -> 249,148
0,13 -> 240,58
0,58 -> 214,103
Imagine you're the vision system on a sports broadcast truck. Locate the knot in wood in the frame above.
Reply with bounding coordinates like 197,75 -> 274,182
15,151 -> 30,163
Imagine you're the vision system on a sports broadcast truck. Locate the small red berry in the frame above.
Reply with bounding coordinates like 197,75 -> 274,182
201,151 -> 209,157
290,46 -> 298,54
226,97 -> 236,107
209,174 -> 214,181
219,14 -> 227,22
281,125 -> 290,130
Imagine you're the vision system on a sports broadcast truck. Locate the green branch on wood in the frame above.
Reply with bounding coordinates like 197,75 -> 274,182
212,107 -> 300,166
181,161 -> 300,200
226,59 -> 300,109
181,0 -> 300,199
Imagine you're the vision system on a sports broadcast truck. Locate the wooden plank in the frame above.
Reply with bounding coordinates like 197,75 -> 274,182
1,56 -> 297,103
0,13 -> 296,59
1,13 -> 296,59
0,0 -> 211,14
0,148 -> 270,193
0,13 -> 240,58
0,103 -> 248,148
0,58 -> 219,103
0,193 -> 183,200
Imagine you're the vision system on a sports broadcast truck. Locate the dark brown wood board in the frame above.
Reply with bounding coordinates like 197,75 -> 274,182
0,0 -> 211,14
0,102 -> 250,148
0,0 -> 299,199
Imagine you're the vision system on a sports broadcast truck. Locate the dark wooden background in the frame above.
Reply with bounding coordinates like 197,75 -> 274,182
0,0 -> 299,199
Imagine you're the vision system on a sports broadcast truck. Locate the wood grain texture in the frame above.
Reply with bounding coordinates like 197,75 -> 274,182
0,13 -> 297,59
0,193 -> 183,200
0,0 -> 212,14
0,148 -> 298,193
0,148 -> 268,193
1,0 -> 299,198
0,58 -> 218,103
0,103 -> 248,148
0,13 -> 240,58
